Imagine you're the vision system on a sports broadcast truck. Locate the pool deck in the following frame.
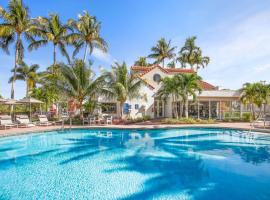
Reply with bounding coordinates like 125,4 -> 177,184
0,122 -> 269,138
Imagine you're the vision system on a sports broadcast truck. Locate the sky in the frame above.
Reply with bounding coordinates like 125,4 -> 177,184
0,0 -> 270,99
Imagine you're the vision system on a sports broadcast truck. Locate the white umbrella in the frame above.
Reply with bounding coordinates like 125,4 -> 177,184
0,98 -> 7,103
2,99 -> 21,116
18,97 -> 44,121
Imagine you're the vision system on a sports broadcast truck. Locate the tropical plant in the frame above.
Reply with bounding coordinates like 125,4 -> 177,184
31,86 -> 58,111
178,73 -> 202,118
240,82 -> 270,119
148,38 -> 176,67
167,60 -> 176,68
9,61 -> 40,97
156,76 -> 182,118
177,36 -> 210,71
28,14 -> 72,71
103,62 -> 144,119
68,11 -> 108,63
134,57 -> 150,67
0,0 -> 39,98
58,59 -> 105,118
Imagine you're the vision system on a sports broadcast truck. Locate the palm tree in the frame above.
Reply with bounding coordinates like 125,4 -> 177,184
148,38 -> 176,67
9,61 -> 40,97
58,59 -> 105,118
156,76 -> 181,118
68,11 -> 108,63
0,0 -> 38,98
103,62 -> 144,119
177,36 -> 210,71
177,73 -> 202,118
134,57 -> 150,66
28,14 -> 71,71
240,82 -> 270,119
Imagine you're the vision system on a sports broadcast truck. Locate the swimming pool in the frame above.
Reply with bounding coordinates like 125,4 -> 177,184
0,128 -> 270,200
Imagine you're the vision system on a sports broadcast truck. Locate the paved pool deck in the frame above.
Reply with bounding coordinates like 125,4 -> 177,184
0,122 -> 269,138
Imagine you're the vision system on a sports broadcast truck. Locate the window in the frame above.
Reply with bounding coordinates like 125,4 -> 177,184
101,103 -> 117,114
123,103 -> 130,114
135,104 -> 139,110
153,74 -> 161,83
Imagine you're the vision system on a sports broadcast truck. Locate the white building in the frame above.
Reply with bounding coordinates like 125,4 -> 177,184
98,65 -> 256,120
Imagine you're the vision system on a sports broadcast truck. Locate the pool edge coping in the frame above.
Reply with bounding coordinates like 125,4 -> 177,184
0,124 -> 269,139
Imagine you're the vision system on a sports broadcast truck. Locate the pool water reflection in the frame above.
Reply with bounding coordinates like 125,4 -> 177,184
0,128 -> 270,200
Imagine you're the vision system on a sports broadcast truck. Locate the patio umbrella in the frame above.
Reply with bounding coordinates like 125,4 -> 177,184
2,99 -> 21,116
0,98 -> 7,103
18,97 -> 44,121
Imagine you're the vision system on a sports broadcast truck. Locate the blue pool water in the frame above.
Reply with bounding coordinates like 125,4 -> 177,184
0,128 -> 270,200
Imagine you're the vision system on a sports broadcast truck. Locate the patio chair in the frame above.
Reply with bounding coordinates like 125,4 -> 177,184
37,115 -> 54,126
105,115 -> 113,125
252,114 -> 270,128
0,115 -> 18,130
16,115 -> 36,128
83,115 -> 96,126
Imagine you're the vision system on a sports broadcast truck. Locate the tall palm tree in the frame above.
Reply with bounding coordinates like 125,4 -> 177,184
148,38 -> 176,67
103,62 -> 144,119
58,59 -> 105,118
134,57 -> 150,67
0,0 -> 38,98
177,36 -> 210,71
156,76 -> 181,118
177,73 -> 202,118
68,11 -> 108,63
9,62 -> 40,97
28,14 -> 71,71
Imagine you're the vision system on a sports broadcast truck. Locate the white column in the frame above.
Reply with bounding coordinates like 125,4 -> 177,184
197,101 -> 200,119
219,101 -> 222,120
209,100 -> 211,119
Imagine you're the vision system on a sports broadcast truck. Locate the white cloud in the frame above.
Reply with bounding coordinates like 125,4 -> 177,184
200,10 -> 270,89
92,49 -> 117,65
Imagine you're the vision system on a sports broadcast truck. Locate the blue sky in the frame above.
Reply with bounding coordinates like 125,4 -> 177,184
1,0 -> 270,98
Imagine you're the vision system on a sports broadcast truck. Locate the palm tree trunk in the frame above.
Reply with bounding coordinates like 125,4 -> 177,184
53,44 -> 56,66
120,102 -> 124,120
185,99 -> 189,118
162,59 -> 165,68
180,102 -> 184,118
11,35 -> 21,99
26,81 -> 29,97
83,44 -> 88,63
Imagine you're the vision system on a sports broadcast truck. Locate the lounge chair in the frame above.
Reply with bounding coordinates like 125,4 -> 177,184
37,115 -> 54,126
252,114 -> 270,128
16,115 -> 36,128
0,115 -> 18,130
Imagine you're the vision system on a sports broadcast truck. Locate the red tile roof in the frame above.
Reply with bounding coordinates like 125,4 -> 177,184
199,81 -> 217,90
132,65 -> 217,91
131,65 -> 195,74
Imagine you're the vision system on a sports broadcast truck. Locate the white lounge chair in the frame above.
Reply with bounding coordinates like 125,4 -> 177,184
37,115 -> 54,126
0,115 -> 18,130
16,115 -> 36,128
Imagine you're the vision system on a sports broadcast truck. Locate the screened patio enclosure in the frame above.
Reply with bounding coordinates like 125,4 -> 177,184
171,90 -> 246,120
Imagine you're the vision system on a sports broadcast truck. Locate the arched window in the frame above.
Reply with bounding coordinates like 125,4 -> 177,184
153,74 -> 161,83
